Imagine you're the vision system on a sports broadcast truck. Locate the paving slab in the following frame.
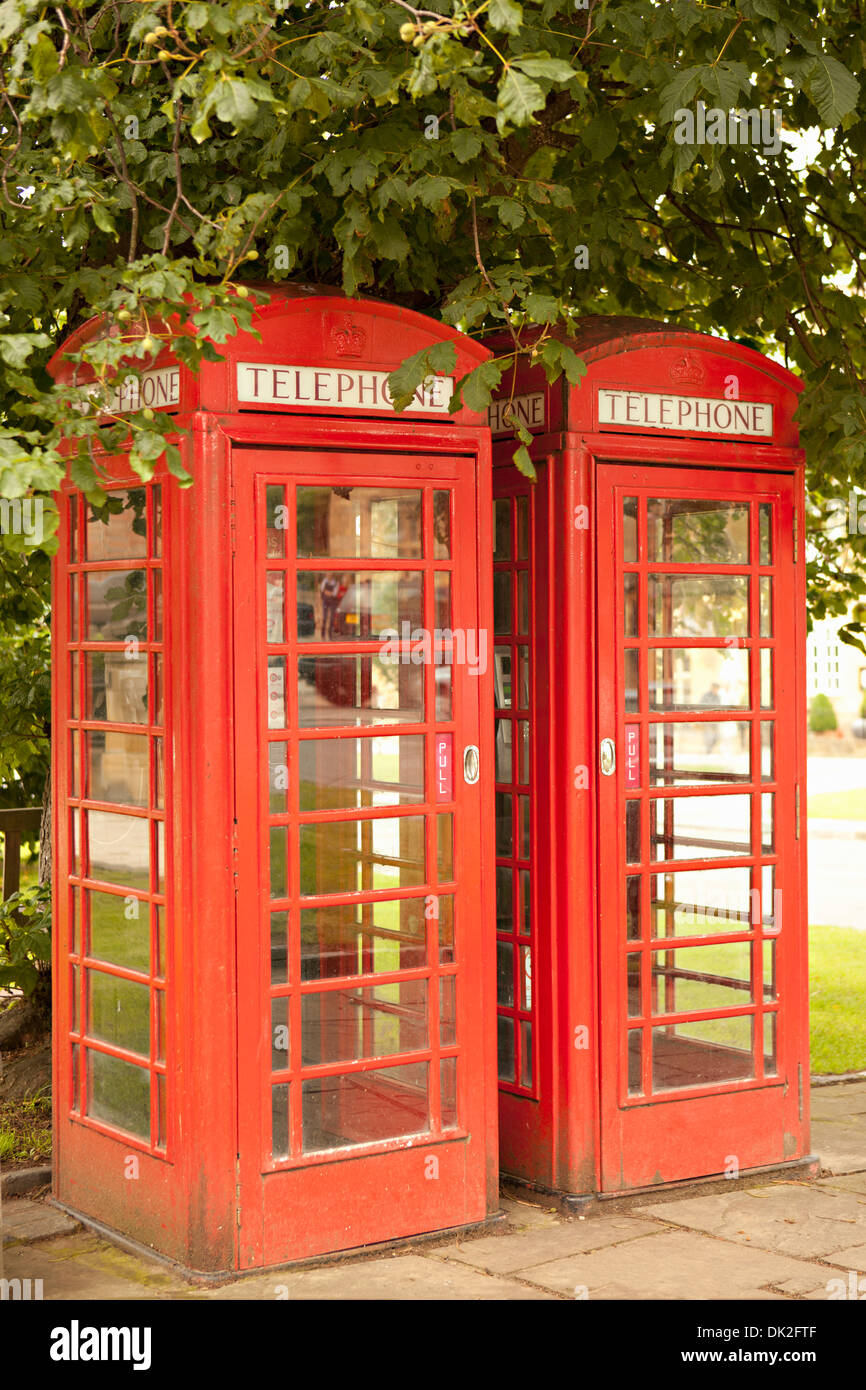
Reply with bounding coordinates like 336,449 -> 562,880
432,1214 -> 661,1275
1,1239 -> 189,1301
516,1228 -> 832,1301
197,1253 -> 556,1300
636,1182 -> 866,1259
817,1172 -> 866,1196
1,1198 -> 79,1245
499,1193 -> 563,1231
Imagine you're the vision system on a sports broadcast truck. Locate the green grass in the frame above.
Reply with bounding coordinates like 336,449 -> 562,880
810,924 -> 866,1073
808,788 -> 866,821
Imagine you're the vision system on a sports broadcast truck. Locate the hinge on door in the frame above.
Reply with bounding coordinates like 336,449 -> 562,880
231,819 -> 240,879
795,785 -> 801,839
792,509 -> 798,561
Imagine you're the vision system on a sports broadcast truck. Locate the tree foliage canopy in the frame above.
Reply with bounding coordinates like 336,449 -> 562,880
1,0 -> 866,796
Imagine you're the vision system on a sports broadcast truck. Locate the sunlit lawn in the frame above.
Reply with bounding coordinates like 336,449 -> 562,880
808,788 -> 866,820
810,925 -> 866,1074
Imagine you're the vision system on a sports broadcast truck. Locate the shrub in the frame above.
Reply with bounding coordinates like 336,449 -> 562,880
809,692 -> 838,733
0,882 -> 51,1018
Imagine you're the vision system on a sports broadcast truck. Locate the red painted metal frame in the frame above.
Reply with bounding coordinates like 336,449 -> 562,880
49,292 -> 498,1272
488,321 -> 808,1197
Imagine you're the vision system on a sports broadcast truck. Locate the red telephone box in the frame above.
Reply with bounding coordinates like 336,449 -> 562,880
487,319 -> 810,1197
48,288 -> 498,1272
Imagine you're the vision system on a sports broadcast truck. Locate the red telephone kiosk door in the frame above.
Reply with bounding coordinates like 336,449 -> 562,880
232,445 -> 490,1266
597,462 -> 804,1191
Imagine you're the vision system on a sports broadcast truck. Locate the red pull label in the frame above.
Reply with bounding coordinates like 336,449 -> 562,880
435,734 -> 453,802
625,725 -> 640,788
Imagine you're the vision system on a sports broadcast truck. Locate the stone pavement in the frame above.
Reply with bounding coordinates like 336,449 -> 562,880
2,1081 -> 865,1302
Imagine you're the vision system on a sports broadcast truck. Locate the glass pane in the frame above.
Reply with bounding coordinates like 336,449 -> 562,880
441,1056 -> 458,1128
270,826 -> 288,899
762,792 -> 775,853
70,575 -> 79,639
153,737 -> 164,809
759,504 -> 772,564
626,875 -> 641,940
298,655 -> 423,727
494,648 -> 512,710
652,795 -> 751,861
71,963 -> 79,1031
150,486 -> 162,559
763,939 -> 776,1001
436,812 -> 455,882
435,572 -> 451,630
433,491 -> 451,559
624,573 -> 638,637
520,1020 -> 532,1088
440,976 -> 456,1046
85,570 -> 147,641
623,497 -> 638,562
652,867 -> 754,938
519,944 -> 532,1009
267,657 -> 287,730
151,654 -> 164,726
760,577 -> 773,636
296,571 -> 423,641
519,868 -> 531,936
518,795 -> 530,859
269,742 -> 288,813
626,800 -> 641,864
267,573 -> 285,643
302,1063 -> 428,1151
649,649 -> 750,710
648,575 -> 749,637
438,895 -> 455,963
652,941 -> 752,1015
648,500 -> 749,564
155,906 -> 165,977
495,720 -> 512,781
271,910 -> 289,984
85,489 -> 148,561
494,498 -> 511,558
761,722 -> 774,781
764,1013 -> 777,1075
272,1084 -> 289,1159
86,1050 -> 150,1138
70,651 -> 80,719
301,980 -> 427,1066
88,890 -> 150,972
156,1073 -> 166,1148
650,722 -> 751,785
69,495 -> 79,561
517,572 -> 529,635
300,900 -> 427,979
271,997 -> 290,1070
151,570 -> 163,643
496,791 -> 513,856
71,887 -> 80,955
497,940 -> 514,1006
87,811 -> 149,890
516,496 -> 529,559
496,866 -> 513,932
296,487 -> 422,559
761,650 -> 773,708
517,646 -> 529,708
86,732 -> 149,807
627,953 -> 642,1018
156,990 -> 165,1062
266,485 -> 286,557
85,652 -> 148,725
435,660 -> 452,721
154,820 -> 165,895
87,970 -> 150,1055
299,816 -> 426,896
625,649 -> 640,713
652,1016 -> 754,1091
497,1016 -> 515,1082
493,572 -> 511,635
628,1030 -> 642,1095
762,864 -> 781,933
518,721 -> 529,783
299,735 -> 424,811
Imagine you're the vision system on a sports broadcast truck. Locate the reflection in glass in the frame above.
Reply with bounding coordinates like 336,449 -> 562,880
761,722 -> 774,781
626,875 -> 641,940
87,1050 -> 150,1138
623,497 -> 638,562
437,813 -> 453,881
652,1016 -> 754,1090
272,1084 -> 290,1159
267,657 -> 287,730
271,910 -> 289,984
759,504 -> 772,564
433,491 -> 451,558
493,571 -> 511,635
299,815 -> 426,896
497,940 -> 514,1006
297,571 -> 423,642
764,1013 -> 777,1075
441,1057 -> 458,1128
494,648 -> 512,709
760,577 -> 773,636
270,826 -> 288,899
519,868 -> 530,935
267,573 -> 285,642
626,800 -> 641,864
497,1016 -> 515,1082
652,795 -> 751,861
518,571 -> 529,634
496,866 -> 513,932
648,499 -> 749,564
651,867 -> 753,937
650,722 -> 751,785
440,976 -> 456,1046
86,731 -> 149,807
518,795 -> 530,858
85,651 -> 148,725
298,655 -> 423,728
517,646 -> 529,708
516,495 -> 529,559
496,790 -> 513,856
625,648 -> 640,713
761,649 -> 773,708
495,720 -> 512,782
266,485 -> 286,557
87,810 -> 149,889
86,489 -> 147,561
88,969 -> 150,1055
88,890 -> 150,972
762,792 -> 774,852
624,573 -> 638,637
302,1062 -> 428,1151
272,997 -> 289,1070
649,649 -> 749,710
269,742 -> 288,813
628,1030 -> 642,1095
299,735 -> 425,810
494,498 -> 511,558
520,1020 -> 532,1087
627,953 -> 642,1017
651,941 -> 752,1015
85,570 -> 147,641
296,487 -> 422,559
301,898 -> 427,979
648,575 -> 749,637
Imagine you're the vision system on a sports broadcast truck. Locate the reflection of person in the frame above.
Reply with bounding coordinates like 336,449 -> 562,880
700,682 -> 722,751
320,573 -> 340,639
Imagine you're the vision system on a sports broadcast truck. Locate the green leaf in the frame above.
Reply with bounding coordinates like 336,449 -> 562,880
582,110 -> 618,162
803,55 -> 860,126
488,0 -> 523,34
213,79 -> 260,130
513,57 -> 576,83
451,128 -> 482,163
496,68 -> 546,132
92,202 -> 117,237
0,335 -> 52,369
525,293 -> 558,323
30,33 -> 59,83
455,358 -> 504,413
513,444 -> 536,481
387,341 -> 458,412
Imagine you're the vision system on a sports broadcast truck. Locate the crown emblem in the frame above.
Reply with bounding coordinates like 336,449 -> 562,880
332,319 -> 366,358
669,352 -> 705,387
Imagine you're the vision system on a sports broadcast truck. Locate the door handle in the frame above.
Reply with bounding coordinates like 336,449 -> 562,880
463,745 -> 480,784
600,738 -> 616,776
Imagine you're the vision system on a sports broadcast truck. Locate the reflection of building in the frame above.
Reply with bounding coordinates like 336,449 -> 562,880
807,617 -> 866,729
